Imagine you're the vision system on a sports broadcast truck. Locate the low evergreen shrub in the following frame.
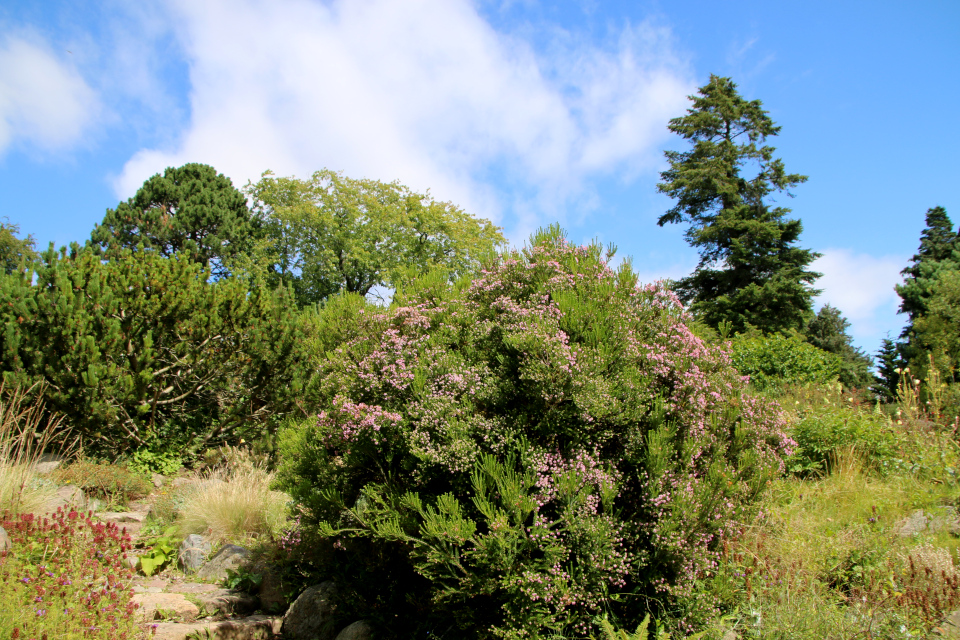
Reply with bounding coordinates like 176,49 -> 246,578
730,333 -> 841,391
277,226 -> 792,638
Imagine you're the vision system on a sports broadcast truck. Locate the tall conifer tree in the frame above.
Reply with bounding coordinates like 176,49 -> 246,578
896,206 -> 959,333
657,75 -> 820,333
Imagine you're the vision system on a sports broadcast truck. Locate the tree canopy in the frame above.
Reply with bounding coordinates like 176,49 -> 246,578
90,163 -> 259,278
0,219 -> 37,274
804,304 -> 874,390
248,169 -> 506,306
657,75 -> 820,333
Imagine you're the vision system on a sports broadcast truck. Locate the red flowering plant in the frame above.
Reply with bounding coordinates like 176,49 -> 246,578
277,225 -> 792,638
0,507 -> 140,639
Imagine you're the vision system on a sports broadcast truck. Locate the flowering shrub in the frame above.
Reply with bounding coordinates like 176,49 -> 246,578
0,508 -> 140,639
278,226 -> 792,638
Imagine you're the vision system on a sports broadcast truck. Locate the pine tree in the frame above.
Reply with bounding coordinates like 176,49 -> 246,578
90,163 -> 260,278
657,75 -> 821,334
896,206 -> 959,333
804,304 -> 873,390
872,337 -> 904,402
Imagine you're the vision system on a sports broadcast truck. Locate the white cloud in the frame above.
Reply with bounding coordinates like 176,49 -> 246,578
0,35 -> 99,154
115,0 -> 693,232
813,248 -> 906,348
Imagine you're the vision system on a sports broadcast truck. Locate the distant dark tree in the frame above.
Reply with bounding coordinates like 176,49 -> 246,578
804,304 -> 873,390
0,219 -> 37,274
657,75 -> 820,334
872,337 -> 904,402
90,163 -> 260,278
896,206 -> 959,338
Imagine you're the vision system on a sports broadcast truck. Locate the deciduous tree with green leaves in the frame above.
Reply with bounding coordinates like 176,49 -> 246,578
247,169 -> 506,306
657,75 -> 820,334
0,218 -> 37,274
90,163 -> 260,278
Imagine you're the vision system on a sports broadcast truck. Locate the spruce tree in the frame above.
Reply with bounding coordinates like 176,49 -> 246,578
872,337 -> 904,402
657,75 -> 821,333
804,304 -> 873,390
895,206 -> 959,333
90,163 -> 260,278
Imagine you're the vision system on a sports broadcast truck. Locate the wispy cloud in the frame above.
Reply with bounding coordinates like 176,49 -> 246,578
114,0 -> 693,235
0,34 -> 99,155
813,248 -> 906,350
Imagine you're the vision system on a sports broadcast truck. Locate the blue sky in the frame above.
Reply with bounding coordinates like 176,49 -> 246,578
1,0 -> 958,356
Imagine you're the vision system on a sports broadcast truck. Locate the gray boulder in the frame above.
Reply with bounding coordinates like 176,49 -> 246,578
335,620 -> 373,640
0,526 -> 11,552
252,559 -> 288,613
196,544 -> 252,582
282,582 -> 338,640
178,534 -> 212,572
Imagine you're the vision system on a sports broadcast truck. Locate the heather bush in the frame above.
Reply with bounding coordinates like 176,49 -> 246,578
730,332 -> 841,392
277,226 -> 792,638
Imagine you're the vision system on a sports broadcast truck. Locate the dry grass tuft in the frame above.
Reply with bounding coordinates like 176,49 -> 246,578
178,446 -> 289,544
0,385 -> 72,515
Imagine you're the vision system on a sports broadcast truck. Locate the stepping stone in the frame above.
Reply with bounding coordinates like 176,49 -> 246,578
195,588 -> 259,616
97,511 -> 147,523
168,582 -> 221,594
132,592 -> 201,622
151,615 -> 282,640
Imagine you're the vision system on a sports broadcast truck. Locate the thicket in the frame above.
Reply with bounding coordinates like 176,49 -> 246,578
276,226 -> 792,639
0,243 -> 314,459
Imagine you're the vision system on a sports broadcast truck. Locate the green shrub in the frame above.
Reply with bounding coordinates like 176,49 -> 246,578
52,460 -> 153,503
730,332 -> 841,391
0,244 -> 316,458
127,444 -> 183,476
277,226 -> 792,638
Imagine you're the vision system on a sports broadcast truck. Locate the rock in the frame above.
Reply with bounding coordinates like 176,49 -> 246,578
43,485 -> 86,512
335,620 -> 374,640
195,588 -> 259,616
152,473 -> 165,488
721,630 -> 738,640
131,592 -> 201,622
252,559 -> 288,613
168,582 -> 220,594
897,507 -> 960,538
282,582 -> 338,640
151,615 -> 283,640
35,452 -> 66,475
97,511 -> 147,523
123,553 -> 140,571
197,544 -> 252,582
179,534 -> 212,572
0,526 -> 10,552
897,509 -> 930,537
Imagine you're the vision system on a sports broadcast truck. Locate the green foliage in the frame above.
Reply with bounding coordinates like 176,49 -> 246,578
872,337 -> 904,402
657,75 -> 820,334
0,218 -> 37,274
247,169 -> 506,306
786,398 -> 899,476
730,333 -> 841,391
0,244 -> 315,457
911,269 -> 960,384
277,225 -> 791,639
127,445 -> 184,476
52,460 -> 153,502
222,566 -> 263,592
803,304 -> 874,390
896,206 -> 959,334
136,525 -> 180,576
90,163 -> 261,278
